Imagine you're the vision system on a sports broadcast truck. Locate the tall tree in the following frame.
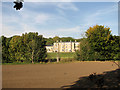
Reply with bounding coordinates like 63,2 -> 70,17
2,36 -> 11,63
8,32 -> 47,63
9,36 -> 23,62
75,38 -> 102,61
22,32 -> 47,63
110,35 -> 120,59
86,25 -> 112,59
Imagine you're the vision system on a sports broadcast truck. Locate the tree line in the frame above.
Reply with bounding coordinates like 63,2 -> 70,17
1,32 -> 82,63
1,25 -> 120,63
44,36 -> 82,45
2,32 -> 47,63
75,25 -> 120,61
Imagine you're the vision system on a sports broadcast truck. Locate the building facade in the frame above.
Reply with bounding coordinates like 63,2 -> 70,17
46,45 -> 53,52
46,40 -> 80,52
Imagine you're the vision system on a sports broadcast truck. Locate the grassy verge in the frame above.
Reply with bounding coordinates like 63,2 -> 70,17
2,52 -> 76,65
2,60 -> 78,65
2,60 -> 120,65
2,62 -> 33,65
47,52 -> 75,59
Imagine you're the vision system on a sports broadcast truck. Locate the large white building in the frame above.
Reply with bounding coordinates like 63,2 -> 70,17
46,40 -> 80,52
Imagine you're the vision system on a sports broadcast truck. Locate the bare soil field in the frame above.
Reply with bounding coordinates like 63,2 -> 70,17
2,61 -> 118,88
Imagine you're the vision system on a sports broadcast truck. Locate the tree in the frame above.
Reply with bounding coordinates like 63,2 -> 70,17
22,32 -> 47,63
0,37 -> 2,63
75,38 -> 102,61
110,36 -> 120,59
44,36 -> 82,46
8,32 -> 47,63
2,36 -> 12,63
9,35 -> 23,62
86,25 -> 112,59
44,37 -> 54,45
76,25 -> 120,62
53,36 -> 60,42
60,37 -> 74,42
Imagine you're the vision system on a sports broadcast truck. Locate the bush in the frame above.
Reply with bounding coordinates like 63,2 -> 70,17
60,58 -> 75,62
75,38 -> 103,61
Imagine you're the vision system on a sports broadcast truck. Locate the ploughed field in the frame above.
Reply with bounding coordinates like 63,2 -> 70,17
2,61 -> 118,88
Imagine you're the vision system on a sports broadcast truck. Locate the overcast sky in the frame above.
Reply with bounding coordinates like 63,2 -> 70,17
2,2 -> 118,39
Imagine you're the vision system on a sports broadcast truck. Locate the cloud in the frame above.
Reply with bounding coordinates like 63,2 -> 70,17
2,24 -> 22,37
20,24 -> 83,38
56,8 -> 66,16
84,3 -> 117,26
38,26 -> 84,38
2,2 -> 74,37
35,13 -> 50,24
81,3 -> 118,36
57,3 -> 79,11
21,24 -> 37,33
2,0 -> 120,2
57,26 -> 80,32
2,2 -> 118,38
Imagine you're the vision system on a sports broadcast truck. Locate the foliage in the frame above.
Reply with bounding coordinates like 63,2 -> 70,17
75,25 -> 120,61
60,37 -> 75,42
2,36 -> 12,63
75,38 -> 102,61
2,25 -> 120,63
44,38 -> 54,45
44,36 -> 82,45
21,32 -> 47,63
110,36 -> 120,60
53,36 -> 60,42
2,32 -> 47,63
86,25 -> 112,59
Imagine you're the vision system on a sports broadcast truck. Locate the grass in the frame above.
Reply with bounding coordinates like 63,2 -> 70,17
2,62 -> 33,65
2,60 -> 79,65
2,52 -> 120,65
2,52 -> 76,65
47,52 -> 75,59
2,60 -> 120,65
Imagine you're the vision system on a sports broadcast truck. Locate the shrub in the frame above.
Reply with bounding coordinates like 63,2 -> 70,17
75,38 -> 103,61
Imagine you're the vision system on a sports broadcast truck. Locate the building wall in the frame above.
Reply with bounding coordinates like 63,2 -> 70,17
46,46 -> 53,52
46,41 -> 80,52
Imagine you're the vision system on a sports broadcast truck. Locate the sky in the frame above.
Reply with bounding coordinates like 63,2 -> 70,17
2,2 -> 118,39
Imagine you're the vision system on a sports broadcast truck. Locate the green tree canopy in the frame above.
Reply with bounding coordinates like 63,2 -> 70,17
2,32 -> 47,63
86,25 -> 112,59
2,36 -> 12,63
53,36 -> 60,42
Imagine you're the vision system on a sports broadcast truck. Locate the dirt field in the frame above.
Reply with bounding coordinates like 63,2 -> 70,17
2,61 -> 118,88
